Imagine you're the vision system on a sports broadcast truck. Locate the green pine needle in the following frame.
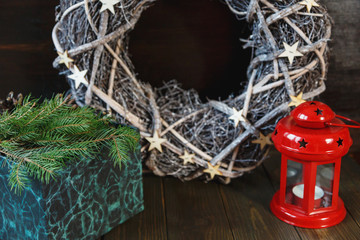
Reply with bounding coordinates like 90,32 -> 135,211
0,94 -> 140,195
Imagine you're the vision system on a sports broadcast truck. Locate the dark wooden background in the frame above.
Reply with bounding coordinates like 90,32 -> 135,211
1,2 -> 360,239
0,0 -> 359,143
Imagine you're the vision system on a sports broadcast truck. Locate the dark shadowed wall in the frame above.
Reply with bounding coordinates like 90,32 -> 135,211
128,0 -> 252,101
0,1 -> 67,99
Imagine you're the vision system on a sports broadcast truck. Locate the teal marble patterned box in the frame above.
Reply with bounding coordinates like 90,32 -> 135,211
0,146 -> 144,239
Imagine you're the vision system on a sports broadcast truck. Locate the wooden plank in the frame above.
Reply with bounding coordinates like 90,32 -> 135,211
349,130 -> 360,155
296,215 -> 360,240
322,69 -> 360,124
0,1 -> 56,45
163,177 -> 234,240
262,152 -> 282,189
349,151 -> 360,164
321,0 -> 360,121
103,175 -> 167,240
0,49 -> 68,99
264,151 -> 360,239
220,166 -> 301,239
339,155 -> 360,227
0,0 -> 68,99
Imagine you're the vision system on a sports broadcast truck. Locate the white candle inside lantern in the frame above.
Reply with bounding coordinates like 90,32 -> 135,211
292,184 -> 324,208
292,184 -> 324,200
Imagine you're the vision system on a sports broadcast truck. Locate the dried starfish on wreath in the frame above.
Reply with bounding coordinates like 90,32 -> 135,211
52,0 -> 332,183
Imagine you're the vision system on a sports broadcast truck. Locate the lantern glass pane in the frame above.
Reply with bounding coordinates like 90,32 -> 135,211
286,160 -> 303,207
315,163 -> 334,209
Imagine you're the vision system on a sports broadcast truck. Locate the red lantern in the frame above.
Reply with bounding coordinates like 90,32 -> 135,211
270,101 -> 360,228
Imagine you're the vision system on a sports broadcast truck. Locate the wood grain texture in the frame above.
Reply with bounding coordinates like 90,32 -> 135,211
104,175 -> 167,240
0,0 -> 68,99
0,1 -> 55,44
321,0 -> 360,120
163,177 -> 234,240
349,130 -> 360,154
322,0 -> 360,70
264,151 -> 360,240
297,214 -> 360,240
339,156 -> 360,227
220,167 -> 301,240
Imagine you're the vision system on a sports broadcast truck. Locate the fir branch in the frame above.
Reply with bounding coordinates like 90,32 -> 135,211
38,94 -> 71,121
48,123 -> 89,132
121,134 -> 139,142
0,98 -> 33,124
9,161 -> 29,194
24,146 -> 47,151
15,159 -> 25,190
8,131 -> 36,142
0,93 -> 140,194
113,137 -> 122,162
92,135 -> 115,143
41,157 -> 61,162
71,131 -> 91,136
0,111 -> 17,124
35,139 -> 67,144
58,148 -> 88,152
16,102 -> 36,120
24,109 -> 45,126
0,148 -> 53,175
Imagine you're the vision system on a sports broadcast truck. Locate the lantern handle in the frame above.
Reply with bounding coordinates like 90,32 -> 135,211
325,115 -> 360,128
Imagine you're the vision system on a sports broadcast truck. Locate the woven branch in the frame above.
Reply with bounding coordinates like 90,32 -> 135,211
52,0 -> 332,182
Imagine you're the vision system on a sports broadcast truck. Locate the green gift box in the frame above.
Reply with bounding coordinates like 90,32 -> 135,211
0,146 -> 143,239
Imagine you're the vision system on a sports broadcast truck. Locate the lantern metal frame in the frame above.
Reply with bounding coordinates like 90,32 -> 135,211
270,154 -> 345,228
270,101 -> 355,229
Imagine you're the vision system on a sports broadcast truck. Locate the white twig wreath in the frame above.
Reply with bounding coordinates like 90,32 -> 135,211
52,0 -> 332,183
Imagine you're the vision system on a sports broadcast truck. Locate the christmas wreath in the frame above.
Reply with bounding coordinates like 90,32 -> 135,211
52,0 -> 332,182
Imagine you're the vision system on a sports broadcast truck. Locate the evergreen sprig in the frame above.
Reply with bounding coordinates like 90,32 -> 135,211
0,94 -> 140,194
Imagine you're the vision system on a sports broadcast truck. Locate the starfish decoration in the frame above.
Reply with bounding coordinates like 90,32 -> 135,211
100,0 -> 121,15
179,150 -> 195,165
288,92 -> 306,107
279,41 -> 303,65
315,108 -> 323,116
203,162 -> 222,180
57,50 -> 74,68
299,138 -> 308,148
68,66 -> 88,89
299,0 -> 320,13
229,108 -> 247,127
337,138 -> 343,147
145,131 -> 167,152
252,132 -> 272,150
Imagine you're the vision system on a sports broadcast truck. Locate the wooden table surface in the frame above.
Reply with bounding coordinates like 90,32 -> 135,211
97,151 -> 360,240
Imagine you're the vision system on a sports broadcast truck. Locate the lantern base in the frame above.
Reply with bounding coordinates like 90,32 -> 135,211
270,191 -> 346,228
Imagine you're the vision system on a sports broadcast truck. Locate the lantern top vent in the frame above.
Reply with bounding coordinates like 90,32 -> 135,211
272,101 -> 353,161
291,101 -> 335,128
